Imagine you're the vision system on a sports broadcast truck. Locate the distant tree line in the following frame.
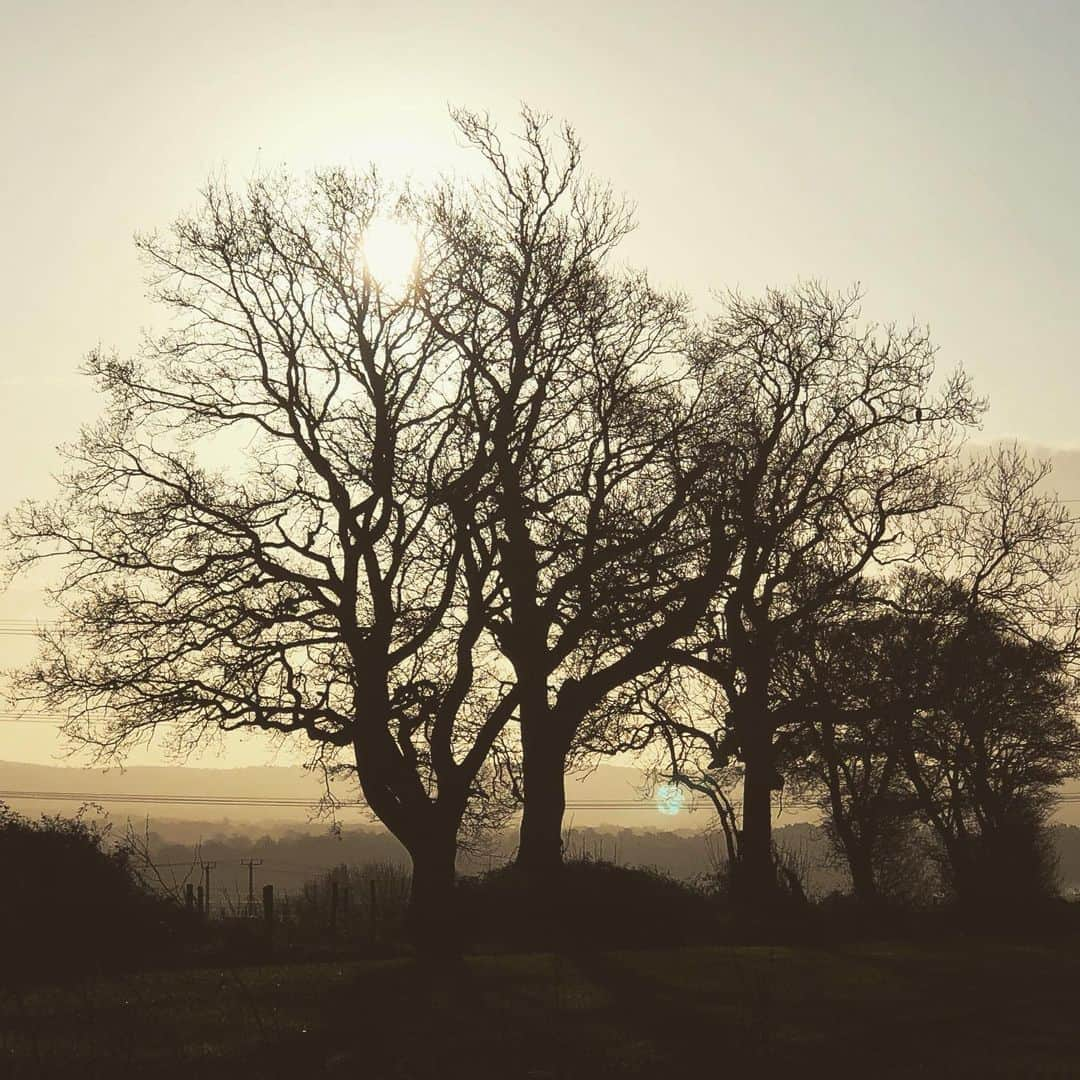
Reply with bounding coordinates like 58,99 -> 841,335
6,107 -> 1078,956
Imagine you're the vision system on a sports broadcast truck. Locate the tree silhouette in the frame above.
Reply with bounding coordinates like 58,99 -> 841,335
896,587 -> 1079,905
419,109 -> 733,874
781,603 -> 927,907
5,167 -> 515,955
899,447 -> 1080,903
660,284 -> 981,907
788,448 -> 1080,906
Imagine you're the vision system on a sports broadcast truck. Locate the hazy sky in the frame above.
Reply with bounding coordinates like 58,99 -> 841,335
2,0 -> 1078,767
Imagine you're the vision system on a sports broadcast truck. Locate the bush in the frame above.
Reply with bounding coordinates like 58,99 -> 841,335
0,803 -> 191,979
288,859 -> 412,944
942,816 -> 1062,912
457,857 -> 718,951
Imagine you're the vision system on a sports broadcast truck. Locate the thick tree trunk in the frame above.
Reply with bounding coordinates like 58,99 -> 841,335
738,735 -> 775,908
830,809 -> 880,908
515,710 -> 571,876
406,830 -> 461,962
846,847 -> 879,909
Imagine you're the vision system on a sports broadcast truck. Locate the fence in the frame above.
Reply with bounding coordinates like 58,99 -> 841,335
171,859 -> 413,948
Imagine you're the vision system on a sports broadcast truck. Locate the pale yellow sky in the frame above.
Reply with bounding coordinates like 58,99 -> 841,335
2,0 -> 1078,767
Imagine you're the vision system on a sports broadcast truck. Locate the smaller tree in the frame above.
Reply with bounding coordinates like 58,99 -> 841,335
662,283 -> 981,907
901,446 -> 1080,905
638,665 -> 744,868
896,581 -> 1079,906
793,448 -> 1080,908
783,605 -> 926,908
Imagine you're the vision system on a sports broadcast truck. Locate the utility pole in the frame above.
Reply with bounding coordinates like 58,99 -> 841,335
241,858 -> 263,917
201,861 -> 217,917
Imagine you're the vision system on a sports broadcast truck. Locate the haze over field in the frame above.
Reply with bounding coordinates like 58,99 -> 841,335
0,759 -> 803,828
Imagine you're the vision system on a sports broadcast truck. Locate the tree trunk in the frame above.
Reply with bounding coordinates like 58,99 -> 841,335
515,710 -> 571,876
830,809 -> 880,908
406,831 -> 461,963
847,847 -> 879,909
738,735 -> 775,908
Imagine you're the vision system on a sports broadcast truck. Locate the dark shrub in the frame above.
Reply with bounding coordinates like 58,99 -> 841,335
0,804 -> 190,980
457,858 -> 717,951
942,814 -> 1062,913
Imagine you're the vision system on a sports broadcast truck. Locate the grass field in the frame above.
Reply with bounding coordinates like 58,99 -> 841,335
4,939 -> 1080,1078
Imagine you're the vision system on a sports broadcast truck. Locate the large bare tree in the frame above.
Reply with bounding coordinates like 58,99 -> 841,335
419,109 -> 736,873
5,169 -> 515,953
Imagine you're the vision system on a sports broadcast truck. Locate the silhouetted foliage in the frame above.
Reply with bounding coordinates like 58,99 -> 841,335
458,858 -> 717,950
0,805 -> 188,979
780,602 -> 936,908
786,449 -> 1080,909
290,859 -> 411,943
896,447 -> 1080,906
5,138 -> 526,958
897,591 -> 1077,906
8,100 -> 1079,960
2,107 -> 722,953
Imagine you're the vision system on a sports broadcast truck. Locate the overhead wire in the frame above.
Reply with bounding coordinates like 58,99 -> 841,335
0,789 -> 782,811
8,787 -> 1076,810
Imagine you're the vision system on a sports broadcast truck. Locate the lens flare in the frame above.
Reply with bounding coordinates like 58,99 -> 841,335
656,783 -> 685,816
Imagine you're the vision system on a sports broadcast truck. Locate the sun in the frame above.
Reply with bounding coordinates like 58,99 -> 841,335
361,218 -> 418,297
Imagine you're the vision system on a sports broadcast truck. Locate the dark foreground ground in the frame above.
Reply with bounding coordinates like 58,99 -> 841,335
3,939 -> 1079,1079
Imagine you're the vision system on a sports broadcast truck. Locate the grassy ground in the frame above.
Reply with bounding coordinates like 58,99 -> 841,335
3,939 -> 1080,1078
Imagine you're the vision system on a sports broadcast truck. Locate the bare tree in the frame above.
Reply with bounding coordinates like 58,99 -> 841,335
912,443 -> 1080,648
663,284 -> 981,907
4,168 -> 516,955
897,584 -> 1078,904
893,447 -> 1080,904
419,109 -> 734,874
790,447 -> 1080,907
782,602 -> 930,907
630,666 -> 744,866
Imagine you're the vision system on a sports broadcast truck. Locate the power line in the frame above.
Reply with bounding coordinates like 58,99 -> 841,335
0,789 -> 749,811
5,787 -> 1078,813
